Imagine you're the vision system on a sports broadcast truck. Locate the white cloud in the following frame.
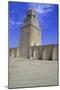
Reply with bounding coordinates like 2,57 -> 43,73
9,19 -> 22,25
9,19 -> 15,25
9,18 -> 23,30
16,21 -> 22,25
28,3 -> 55,14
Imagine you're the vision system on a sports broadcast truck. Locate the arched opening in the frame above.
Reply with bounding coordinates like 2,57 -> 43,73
48,55 -> 52,61
34,14 -> 35,18
48,49 -> 53,61
14,49 -> 17,57
27,14 -> 30,17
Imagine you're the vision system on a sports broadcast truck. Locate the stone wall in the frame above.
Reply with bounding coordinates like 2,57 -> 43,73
9,44 -> 58,60
9,48 -> 20,57
30,44 -> 58,60
19,26 -> 30,58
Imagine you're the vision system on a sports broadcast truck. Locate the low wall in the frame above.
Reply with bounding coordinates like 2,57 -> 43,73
9,44 -> 58,60
30,44 -> 58,60
9,48 -> 20,57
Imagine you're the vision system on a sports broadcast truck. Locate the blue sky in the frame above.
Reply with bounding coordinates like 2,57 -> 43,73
8,2 -> 58,48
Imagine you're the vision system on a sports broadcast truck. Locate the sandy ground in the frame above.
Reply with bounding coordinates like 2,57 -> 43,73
8,57 -> 58,88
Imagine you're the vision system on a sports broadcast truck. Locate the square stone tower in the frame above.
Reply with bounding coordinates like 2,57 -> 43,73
20,9 -> 41,58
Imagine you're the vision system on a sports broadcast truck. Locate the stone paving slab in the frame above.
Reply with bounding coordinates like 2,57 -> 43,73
8,57 -> 58,88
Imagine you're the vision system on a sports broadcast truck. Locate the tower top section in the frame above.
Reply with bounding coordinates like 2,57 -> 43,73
27,9 -> 36,18
23,9 -> 40,28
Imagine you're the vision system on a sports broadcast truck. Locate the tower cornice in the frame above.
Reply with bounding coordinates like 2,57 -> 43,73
21,24 -> 40,30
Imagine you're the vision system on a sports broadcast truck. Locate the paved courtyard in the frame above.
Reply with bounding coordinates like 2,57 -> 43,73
8,57 -> 58,88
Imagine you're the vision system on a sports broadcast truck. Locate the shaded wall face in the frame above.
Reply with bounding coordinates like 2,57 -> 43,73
30,45 -> 58,60
41,45 -> 58,60
19,26 -> 31,58
30,47 -> 43,60
9,48 -> 20,57
42,46 -> 53,60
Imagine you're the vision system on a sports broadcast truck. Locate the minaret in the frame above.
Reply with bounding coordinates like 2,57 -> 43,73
20,9 -> 41,58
